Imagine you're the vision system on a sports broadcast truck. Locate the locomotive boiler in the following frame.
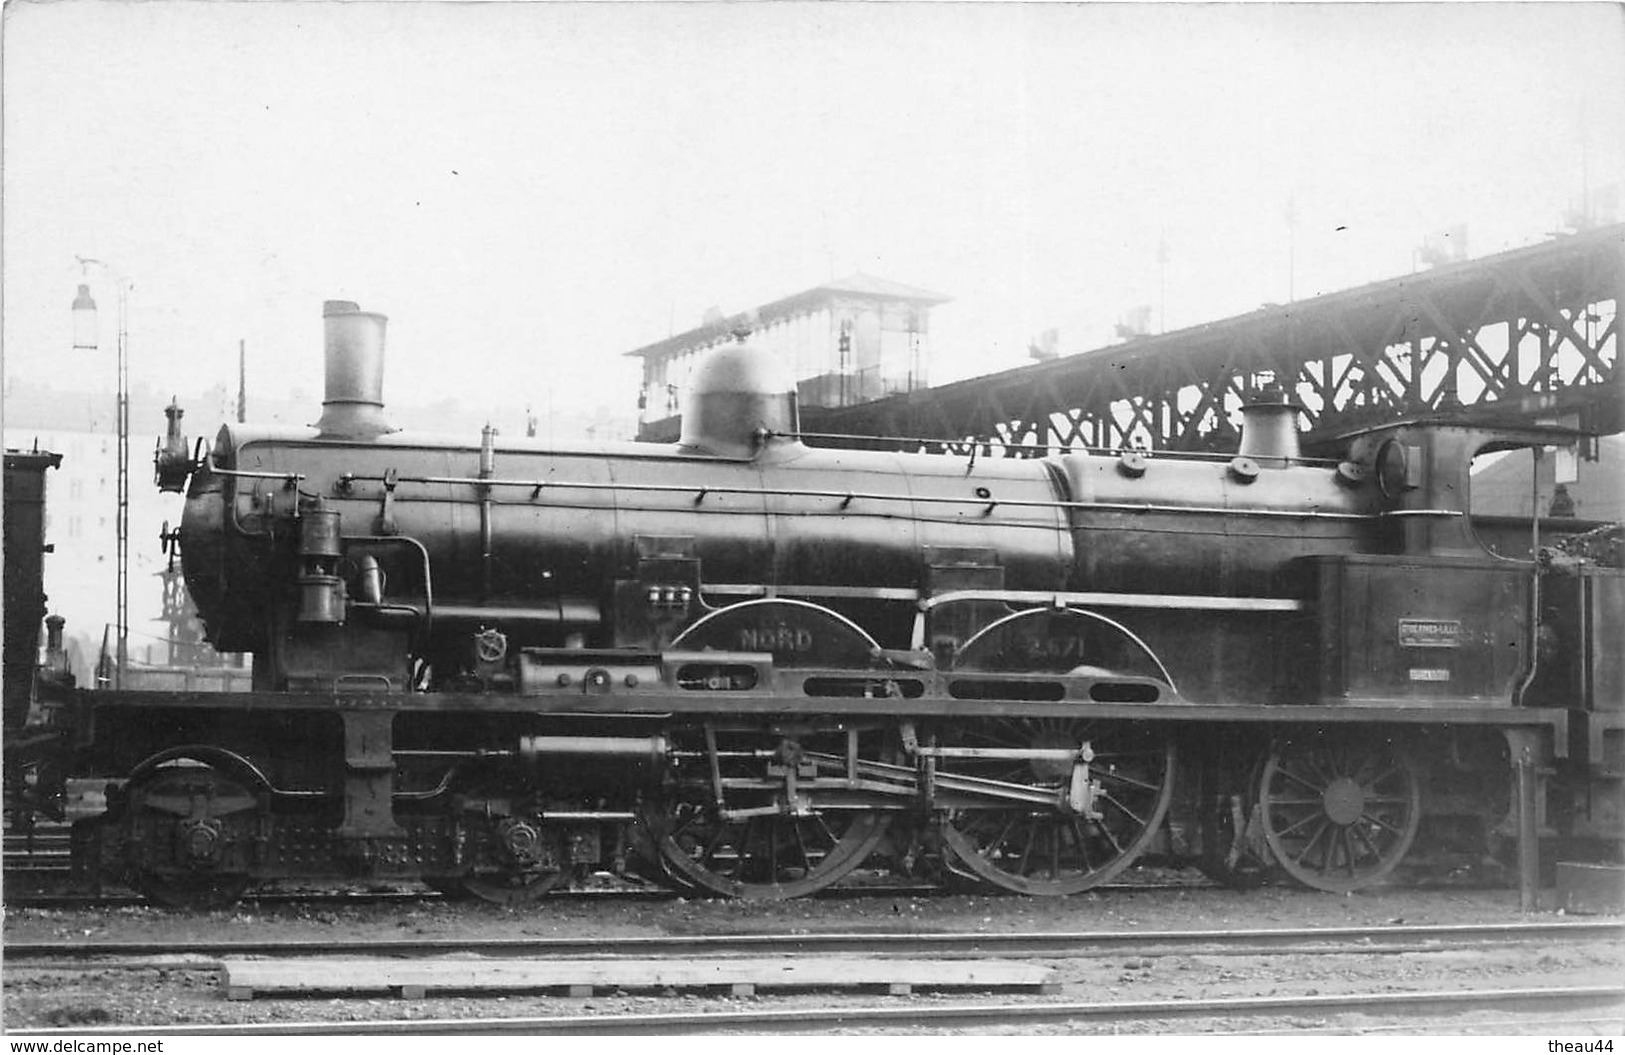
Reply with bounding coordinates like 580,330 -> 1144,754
29,299 -> 1623,907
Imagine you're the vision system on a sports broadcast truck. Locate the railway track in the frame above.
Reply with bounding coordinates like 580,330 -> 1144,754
3,827 -> 71,870
0,878 -> 968,909
1,832 -> 1510,909
11,986 -> 1623,1035
10,918 -> 1621,963
1,859 -> 1220,908
7,919 -> 1619,1034
3,887 -> 512,910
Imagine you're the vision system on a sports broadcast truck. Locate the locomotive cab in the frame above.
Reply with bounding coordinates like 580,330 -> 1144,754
1302,421 -> 1607,709
1341,420 -> 1597,558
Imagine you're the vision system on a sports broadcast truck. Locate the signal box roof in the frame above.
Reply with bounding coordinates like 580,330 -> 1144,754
625,273 -> 951,362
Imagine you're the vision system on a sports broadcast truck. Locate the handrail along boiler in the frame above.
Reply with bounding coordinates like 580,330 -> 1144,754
24,298 -> 1622,906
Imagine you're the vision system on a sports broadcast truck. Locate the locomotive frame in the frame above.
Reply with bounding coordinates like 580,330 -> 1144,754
9,300 -> 1621,909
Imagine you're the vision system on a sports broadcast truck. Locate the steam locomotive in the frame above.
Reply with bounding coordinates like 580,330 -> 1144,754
12,299 -> 1622,907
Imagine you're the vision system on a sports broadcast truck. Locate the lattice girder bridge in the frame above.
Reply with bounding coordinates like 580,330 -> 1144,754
800,224 -> 1623,455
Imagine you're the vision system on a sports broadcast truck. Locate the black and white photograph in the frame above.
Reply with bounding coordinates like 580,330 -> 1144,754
2,0 -> 1622,1041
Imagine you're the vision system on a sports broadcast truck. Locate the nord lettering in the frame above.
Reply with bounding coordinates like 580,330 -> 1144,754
737,625 -> 815,653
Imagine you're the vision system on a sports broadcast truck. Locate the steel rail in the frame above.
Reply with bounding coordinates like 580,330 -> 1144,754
7,877 -> 1236,909
12,985 -> 1622,1036
0,886 -> 689,910
8,919 -> 1620,961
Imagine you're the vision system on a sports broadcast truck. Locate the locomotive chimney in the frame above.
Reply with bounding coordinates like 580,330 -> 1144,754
315,300 -> 393,439
1236,383 -> 1303,467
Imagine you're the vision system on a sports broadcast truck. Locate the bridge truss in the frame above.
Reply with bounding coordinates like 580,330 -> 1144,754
801,224 -> 1623,454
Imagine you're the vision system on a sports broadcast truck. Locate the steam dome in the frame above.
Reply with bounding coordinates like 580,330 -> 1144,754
677,338 -> 799,458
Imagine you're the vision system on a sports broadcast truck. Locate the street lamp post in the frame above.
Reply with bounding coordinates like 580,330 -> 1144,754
72,258 -> 131,690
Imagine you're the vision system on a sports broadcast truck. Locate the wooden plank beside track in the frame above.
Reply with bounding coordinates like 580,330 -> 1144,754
220,957 -> 1059,1000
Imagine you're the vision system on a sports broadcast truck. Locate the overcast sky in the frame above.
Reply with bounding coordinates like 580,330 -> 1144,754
4,1 -> 1621,430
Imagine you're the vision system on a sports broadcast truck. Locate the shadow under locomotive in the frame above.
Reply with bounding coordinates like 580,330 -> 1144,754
10,299 -> 1622,908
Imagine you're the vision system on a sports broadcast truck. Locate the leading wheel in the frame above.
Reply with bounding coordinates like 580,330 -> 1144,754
440,772 -> 580,906
131,871 -> 252,911
935,718 -> 1175,896
1259,736 -> 1421,892
122,759 -> 258,910
420,874 -> 475,901
459,866 -> 573,906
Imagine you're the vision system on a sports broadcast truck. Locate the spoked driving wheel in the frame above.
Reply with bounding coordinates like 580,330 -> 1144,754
1259,736 -> 1421,892
623,815 -> 703,894
644,802 -> 889,900
934,718 -> 1175,895
641,725 -> 892,900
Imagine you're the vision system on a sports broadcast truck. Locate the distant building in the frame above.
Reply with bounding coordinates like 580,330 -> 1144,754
2,425 -> 184,684
627,274 -> 950,441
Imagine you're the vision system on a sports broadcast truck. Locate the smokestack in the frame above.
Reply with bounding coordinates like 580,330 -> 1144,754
1236,383 -> 1303,467
315,300 -> 393,439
